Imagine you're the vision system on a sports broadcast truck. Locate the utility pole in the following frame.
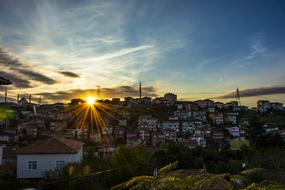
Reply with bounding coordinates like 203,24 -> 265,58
236,88 -> 241,106
4,86 -> 7,102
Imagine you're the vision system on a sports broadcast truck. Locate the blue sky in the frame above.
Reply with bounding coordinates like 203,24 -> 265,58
0,0 -> 285,105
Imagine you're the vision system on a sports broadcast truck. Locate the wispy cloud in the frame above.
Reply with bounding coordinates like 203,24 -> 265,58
217,86 -> 285,98
232,33 -> 267,66
70,45 -> 154,64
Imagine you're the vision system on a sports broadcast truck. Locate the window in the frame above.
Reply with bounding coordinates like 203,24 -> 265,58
56,161 -> 65,168
28,161 -> 37,170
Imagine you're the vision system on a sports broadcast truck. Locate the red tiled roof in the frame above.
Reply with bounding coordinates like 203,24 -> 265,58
17,137 -> 84,154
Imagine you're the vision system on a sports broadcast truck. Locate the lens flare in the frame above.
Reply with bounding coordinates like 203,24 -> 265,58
86,97 -> 96,105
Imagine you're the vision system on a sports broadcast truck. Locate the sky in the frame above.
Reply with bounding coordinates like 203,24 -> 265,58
0,0 -> 285,106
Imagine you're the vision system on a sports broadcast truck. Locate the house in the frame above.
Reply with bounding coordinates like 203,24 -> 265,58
140,97 -> 152,105
159,121 -> 180,132
1,146 -> 17,165
163,130 -> 178,141
212,130 -> 224,140
192,111 -> 206,121
111,98 -> 121,104
210,113 -> 223,125
257,100 -> 271,112
151,132 -> 166,146
174,110 -> 191,120
138,115 -> 158,131
195,99 -> 214,108
164,93 -> 177,105
0,130 -> 19,143
270,102 -> 283,111
152,97 -> 168,105
126,133 -> 141,146
96,145 -> 115,157
225,112 -> 238,125
224,101 -> 238,109
190,137 -> 207,148
124,97 -> 137,106
17,137 -> 84,179
215,102 -> 224,109
208,107 -> 215,113
226,127 -> 240,137
194,126 -> 211,138
181,121 -> 196,133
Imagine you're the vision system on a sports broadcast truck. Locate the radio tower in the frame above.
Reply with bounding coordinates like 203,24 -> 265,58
236,88 -> 241,106
139,81 -> 142,99
4,86 -> 7,102
96,85 -> 101,98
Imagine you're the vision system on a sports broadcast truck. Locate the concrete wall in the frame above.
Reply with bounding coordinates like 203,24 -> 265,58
17,147 -> 83,179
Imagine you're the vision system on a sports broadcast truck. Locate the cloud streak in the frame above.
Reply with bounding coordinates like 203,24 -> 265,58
218,86 -> 285,99
0,47 -> 57,88
59,71 -> 80,78
36,85 -> 158,102
0,71 -> 32,88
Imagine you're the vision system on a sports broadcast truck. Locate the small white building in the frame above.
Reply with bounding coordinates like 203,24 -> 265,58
17,137 -> 83,179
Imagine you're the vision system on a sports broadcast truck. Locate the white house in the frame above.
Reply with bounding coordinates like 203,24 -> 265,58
17,137 -> 84,179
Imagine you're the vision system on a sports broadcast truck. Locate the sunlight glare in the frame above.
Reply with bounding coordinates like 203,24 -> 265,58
86,97 -> 96,105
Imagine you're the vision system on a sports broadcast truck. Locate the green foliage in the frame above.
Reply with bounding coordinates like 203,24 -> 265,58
0,106 -> 16,121
240,168 -> 267,183
242,181 -> 285,190
111,176 -> 154,190
159,161 -> 178,175
110,145 -> 155,184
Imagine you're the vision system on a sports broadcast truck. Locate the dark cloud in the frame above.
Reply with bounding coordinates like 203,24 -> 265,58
0,47 -> 57,87
0,48 -> 23,68
59,71 -> 80,78
218,86 -> 285,99
16,69 -> 57,84
0,71 -> 33,88
36,86 -> 158,102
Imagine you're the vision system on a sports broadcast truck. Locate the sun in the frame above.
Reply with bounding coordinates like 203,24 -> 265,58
86,97 -> 96,105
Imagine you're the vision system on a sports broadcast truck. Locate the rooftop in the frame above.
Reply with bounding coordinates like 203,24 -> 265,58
17,137 -> 84,155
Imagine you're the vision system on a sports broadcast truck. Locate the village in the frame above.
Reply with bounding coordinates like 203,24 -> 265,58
0,87 -> 284,180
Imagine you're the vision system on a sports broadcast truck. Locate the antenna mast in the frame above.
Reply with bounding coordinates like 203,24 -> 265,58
236,88 -> 241,106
